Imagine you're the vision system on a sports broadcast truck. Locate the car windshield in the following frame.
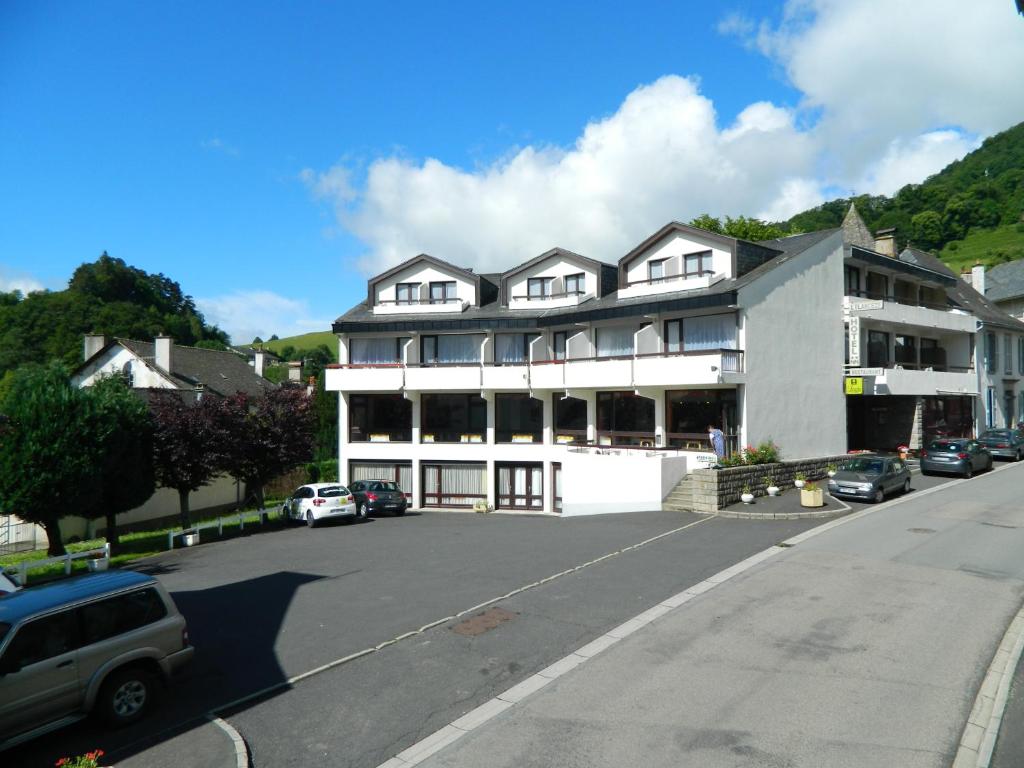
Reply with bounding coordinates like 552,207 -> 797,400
929,441 -> 962,452
980,431 -> 1009,439
318,486 -> 348,497
842,458 -> 884,474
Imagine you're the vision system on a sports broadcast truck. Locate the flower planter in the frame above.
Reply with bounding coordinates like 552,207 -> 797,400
180,533 -> 200,547
800,488 -> 824,508
740,492 -> 755,504
827,470 -> 837,478
86,558 -> 108,572
767,485 -> 780,497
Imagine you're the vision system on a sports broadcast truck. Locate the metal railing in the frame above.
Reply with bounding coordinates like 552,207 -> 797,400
4,542 -> 111,586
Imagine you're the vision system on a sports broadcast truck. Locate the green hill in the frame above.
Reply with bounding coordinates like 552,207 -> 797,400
782,121 -> 1024,271
260,331 -> 337,361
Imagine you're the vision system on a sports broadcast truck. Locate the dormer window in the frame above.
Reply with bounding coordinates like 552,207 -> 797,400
396,282 -> 419,305
565,273 -> 584,295
683,251 -> 712,278
648,259 -> 667,283
429,281 -> 457,304
528,277 -> 553,300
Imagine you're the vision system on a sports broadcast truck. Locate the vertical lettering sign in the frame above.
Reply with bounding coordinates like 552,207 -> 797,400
848,317 -> 860,367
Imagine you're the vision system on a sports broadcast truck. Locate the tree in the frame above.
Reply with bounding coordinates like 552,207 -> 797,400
150,392 -> 226,528
86,375 -> 156,552
312,371 -> 338,461
911,210 -> 944,251
0,364 -> 102,555
688,213 -> 724,234
218,388 -> 314,509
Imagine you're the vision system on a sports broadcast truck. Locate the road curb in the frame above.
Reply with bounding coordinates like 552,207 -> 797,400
208,715 -> 250,768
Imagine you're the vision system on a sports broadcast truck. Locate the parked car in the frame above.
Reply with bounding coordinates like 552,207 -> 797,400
0,570 -> 193,751
283,483 -> 358,527
0,573 -> 19,598
977,429 -> 1024,461
920,438 -> 993,478
348,480 -> 408,517
827,454 -> 912,503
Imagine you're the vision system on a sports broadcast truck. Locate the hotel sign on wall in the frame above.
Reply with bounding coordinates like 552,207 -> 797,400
849,299 -> 884,311
845,377 -> 864,395
848,316 -> 860,366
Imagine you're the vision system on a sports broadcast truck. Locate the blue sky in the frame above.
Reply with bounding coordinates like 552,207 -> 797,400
2,1 -> 1023,344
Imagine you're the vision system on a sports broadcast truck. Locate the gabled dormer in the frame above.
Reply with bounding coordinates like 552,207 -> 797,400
617,222 -> 781,299
369,254 -> 491,315
499,247 -> 615,310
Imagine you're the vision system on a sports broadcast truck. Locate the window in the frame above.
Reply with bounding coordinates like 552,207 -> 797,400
350,337 -> 407,365
664,319 -> 682,353
987,387 -> 996,428
920,338 -> 945,370
844,265 -> 860,295
122,361 -> 134,387
895,335 -> 917,366
422,463 -> 486,507
527,277 -> 553,299
495,393 -> 543,443
429,281 -> 457,303
1005,335 -> 1013,375
664,316 -> 737,353
553,331 -> 567,361
349,462 -> 412,496
595,326 -> 635,358
396,282 -> 419,304
421,394 -> 487,443
683,251 -> 712,277
648,259 -> 667,282
79,588 -> 167,646
349,394 -> 412,442
596,391 -> 654,445
554,392 -> 587,442
494,333 -> 540,364
421,334 -> 483,364
985,332 -> 997,373
1019,338 -> 1024,375
867,330 -> 890,367
497,464 -> 543,509
666,389 -> 737,449
2,610 -> 80,669
865,272 -> 888,299
565,273 -> 585,294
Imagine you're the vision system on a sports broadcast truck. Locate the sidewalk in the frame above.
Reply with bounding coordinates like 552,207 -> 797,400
111,717 -> 244,768
399,464 -> 1024,768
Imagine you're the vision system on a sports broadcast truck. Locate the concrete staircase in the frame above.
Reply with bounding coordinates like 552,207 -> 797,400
662,474 -> 695,512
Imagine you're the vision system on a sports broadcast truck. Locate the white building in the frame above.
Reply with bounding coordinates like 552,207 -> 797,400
327,224 -> 849,515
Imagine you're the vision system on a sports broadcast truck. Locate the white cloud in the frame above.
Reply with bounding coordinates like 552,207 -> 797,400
0,267 -> 45,295
200,137 -> 240,157
196,291 -> 330,345
306,0 -> 1024,276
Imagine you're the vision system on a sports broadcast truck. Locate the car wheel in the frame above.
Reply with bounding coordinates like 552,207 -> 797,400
964,466 -> 973,479
902,479 -> 911,494
987,458 -> 994,471
356,502 -> 365,519
874,487 -> 884,503
97,666 -> 157,727
306,510 -> 317,528
395,507 -> 406,516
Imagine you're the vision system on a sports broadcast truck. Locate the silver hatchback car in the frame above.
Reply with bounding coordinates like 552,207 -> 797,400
827,455 -> 912,503
0,570 -> 193,750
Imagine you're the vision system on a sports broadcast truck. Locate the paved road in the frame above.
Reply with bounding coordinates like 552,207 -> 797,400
409,462 -> 1024,768
8,509 -> 824,767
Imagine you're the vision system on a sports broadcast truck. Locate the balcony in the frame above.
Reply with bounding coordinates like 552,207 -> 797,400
507,291 -> 593,310
372,298 -> 469,315
618,271 -> 723,300
843,294 -> 975,333
563,357 -> 634,389
325,364 -> 404,392
633,350 -> 744,386
482,363 -> 530,390
846,364 -> 978,396
404,364 -> 483,391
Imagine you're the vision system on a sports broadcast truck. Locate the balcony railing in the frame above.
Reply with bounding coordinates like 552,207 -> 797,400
626,270 -> 714,288
376,297 -> 462,306
511,290 -> 586,301
846,290 -> 954,313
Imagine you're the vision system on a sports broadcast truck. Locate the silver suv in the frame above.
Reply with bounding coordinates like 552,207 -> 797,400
0,570 -> 194,750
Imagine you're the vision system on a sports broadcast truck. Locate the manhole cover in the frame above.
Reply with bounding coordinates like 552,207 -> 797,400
452,607 -> 517,637
907,528 -> 936,534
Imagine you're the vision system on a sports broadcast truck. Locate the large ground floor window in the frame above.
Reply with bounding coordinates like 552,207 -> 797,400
349,394 -> 412,442
495,393 -> 543,443
496,463 -> 543,510
421,393 -> 487,443
596,391 -> 654,446
349,461 -> 412,497
665,389 -> 738,451
922,396 -> 975,438
422,463 -> 486,507
553,392 -> 587,443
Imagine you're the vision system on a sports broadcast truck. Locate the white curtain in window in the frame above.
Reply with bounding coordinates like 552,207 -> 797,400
495,334 -> 526,364
684,315 -> 737,351
434,464 -> 485,504
595,326 -> 635,357
530,467 -> 542,507
437,334 -> 483,363
351,338 -> 397,364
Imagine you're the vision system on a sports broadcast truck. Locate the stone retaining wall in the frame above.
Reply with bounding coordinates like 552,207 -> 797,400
689,455 -> 850,513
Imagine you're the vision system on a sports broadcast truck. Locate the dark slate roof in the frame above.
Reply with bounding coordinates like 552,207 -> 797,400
948,280 -> 1024,333
119,339 -> 277,398
898,247 -> 957,279
985,259 -> 1024,302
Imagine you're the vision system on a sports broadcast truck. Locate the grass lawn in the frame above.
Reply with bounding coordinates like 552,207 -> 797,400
940,224 -> 1024,273
261,331 -> 337,360
0,504 -> 287,585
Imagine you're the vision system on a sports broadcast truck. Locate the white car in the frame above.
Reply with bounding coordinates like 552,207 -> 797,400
283,483 -> 359,527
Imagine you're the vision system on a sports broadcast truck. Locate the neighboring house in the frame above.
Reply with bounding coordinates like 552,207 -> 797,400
974,259 -> 1024,321
326,226 -> 848,515
56,335 -> 277,541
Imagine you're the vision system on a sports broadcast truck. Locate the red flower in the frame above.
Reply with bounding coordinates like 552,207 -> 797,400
55,760 -> 69,768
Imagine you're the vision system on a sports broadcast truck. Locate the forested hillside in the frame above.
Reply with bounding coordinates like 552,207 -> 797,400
0,253 -> 229,377
779,121 -> 1024,271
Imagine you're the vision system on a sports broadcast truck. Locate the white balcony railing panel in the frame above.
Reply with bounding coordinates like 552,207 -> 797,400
325,366 -> 404,392
563,358 -> 634,389
634,353 -> 728,386
843,296 -> 976,333
482,365 -> 530,390
877,367 -> 978,396
404,365 -> 482,391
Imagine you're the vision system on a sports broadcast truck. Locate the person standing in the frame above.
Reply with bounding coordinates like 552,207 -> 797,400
707,424 -> 725,459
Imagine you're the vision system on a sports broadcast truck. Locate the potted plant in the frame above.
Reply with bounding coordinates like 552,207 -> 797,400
794,472 -> 807,489
800,480 -> 824,508
765,475 -> 780,496
181,531 -> 200,547
826,463 -> 838,478
740,484 -> 755,504
55,748 -> 106,768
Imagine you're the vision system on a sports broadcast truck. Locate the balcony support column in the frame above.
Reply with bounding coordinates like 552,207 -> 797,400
584,389 -> 598,443
337,392 -> 349,484
542,391 -> 553,445
407,392 -> 421,445
484,391 -> 496,445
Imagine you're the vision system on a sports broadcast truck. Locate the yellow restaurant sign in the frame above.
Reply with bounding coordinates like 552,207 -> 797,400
845,377 -> 864,395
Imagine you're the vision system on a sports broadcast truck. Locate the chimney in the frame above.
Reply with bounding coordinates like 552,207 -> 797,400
84,333 -> 107,361
154,336 -> 173,372
960,268 -> 973,287
288,362 -> 302,382
971,263 -> 986,295
874,227 -> 897,257
254,351 -> 266,378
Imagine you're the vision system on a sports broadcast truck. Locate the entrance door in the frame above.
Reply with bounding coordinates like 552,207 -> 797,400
497,464 -> 543,509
